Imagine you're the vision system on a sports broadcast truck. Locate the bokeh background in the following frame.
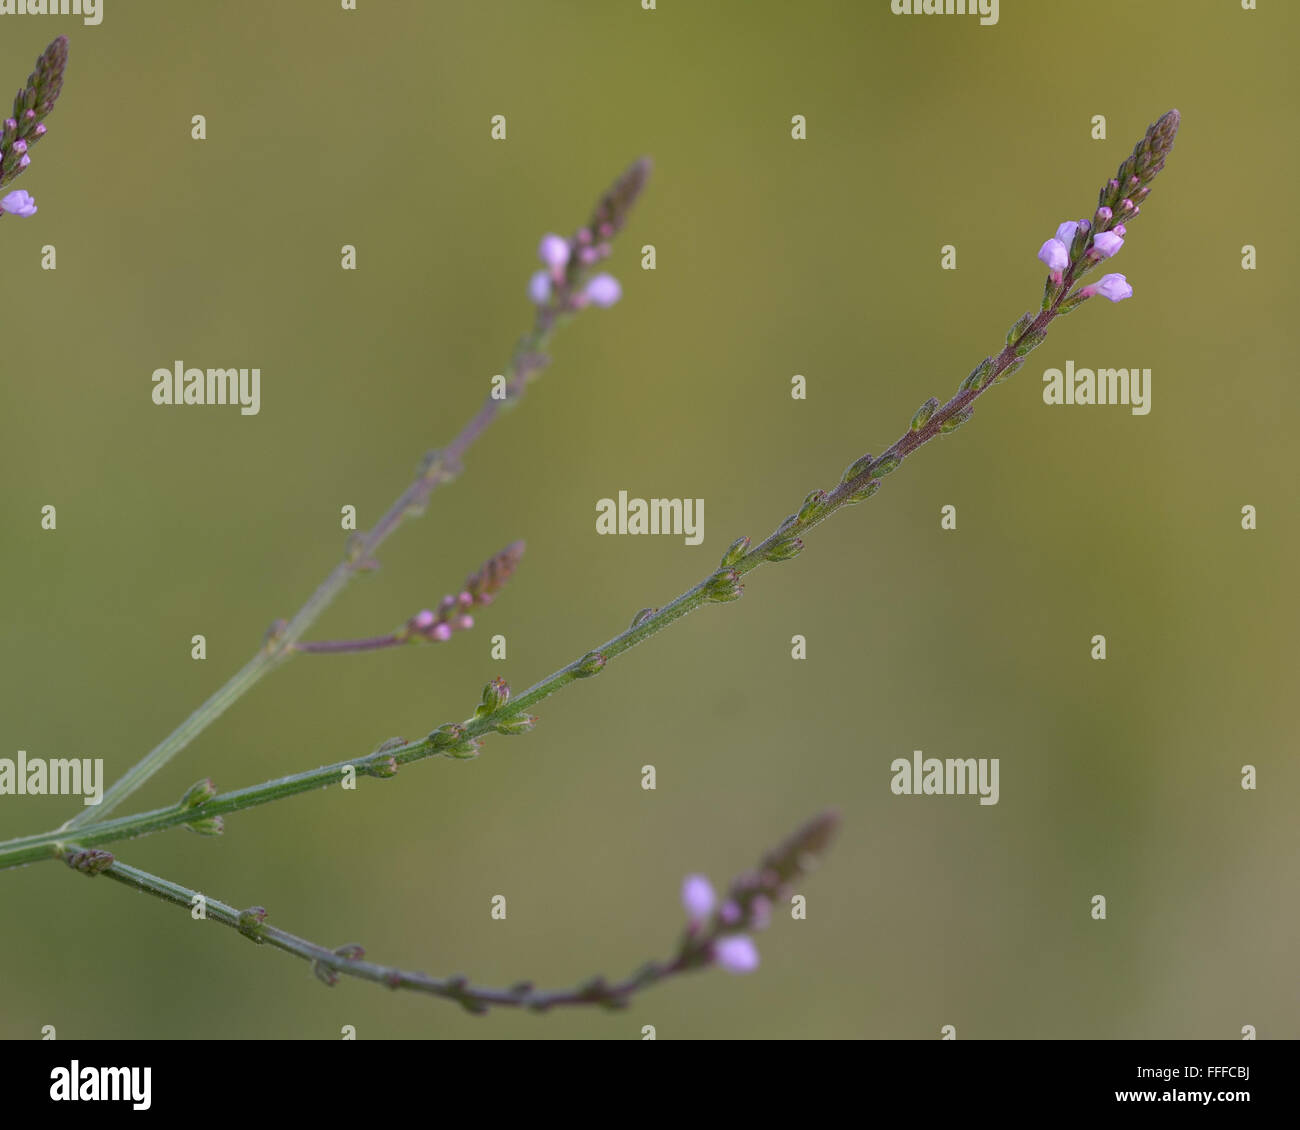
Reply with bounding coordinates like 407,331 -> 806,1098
1,0 -> 1296,1040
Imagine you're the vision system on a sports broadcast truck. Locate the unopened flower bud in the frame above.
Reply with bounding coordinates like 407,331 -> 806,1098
910,397 -> 940,431
478,676 -> 510,714
719,536 -> 750,568
575,650 -> 607,677
704,569 -> 744,602
796,490 -> 827,524
766,537 -> 804,562
494,713 -> 537,736
939,407 -> 974,433
180,778 -> 218,809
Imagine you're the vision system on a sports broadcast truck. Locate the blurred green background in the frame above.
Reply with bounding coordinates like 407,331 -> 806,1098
2,0 -> 1296,1040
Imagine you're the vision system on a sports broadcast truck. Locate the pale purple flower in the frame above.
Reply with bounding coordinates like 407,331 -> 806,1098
537,233 -> 569,274
0,189 -> 37,217
713,935 -> 760,973
1037,238 -> 1069,273
1092,230 -> 1124,258
1055,221 -> 1079,246
456,614 -> 474,632
681,874 -> 715,920
411,609 -> 436,632
18,154 -> 29,170
1113,223 -> 1126,238
527,270 -> 551,305
11,139 -> 26,154
1083,273 -> 1133,303
583,273 -> 621,308
430,622 -> 453,642
719,900 -> 742,926
1095,206 -> 1113,224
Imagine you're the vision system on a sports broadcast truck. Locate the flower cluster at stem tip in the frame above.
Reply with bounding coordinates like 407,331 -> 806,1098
681,874 -> 766,973
528,230 -> 622,310
1036,218 -> 1132,303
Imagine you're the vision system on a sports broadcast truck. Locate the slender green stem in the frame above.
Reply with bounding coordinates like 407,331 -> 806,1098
63,807 -> 836,1011
76,852 -> 683,1012
57,297 -> 565,833
0,281 -> 1067,873
55,149 -> 659,831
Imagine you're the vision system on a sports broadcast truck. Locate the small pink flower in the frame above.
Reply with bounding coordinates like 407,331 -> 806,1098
681,875 -> 715,920
1092,230 -> 1124,258
527,270 -> 551,305
1082,273 -> 1133,303
1037,238 -> 1069,273
713,935 -> 760,973
411,610 -> 436,632
582,273 -> 622,308
430,622 -> 453,642
0,189 -> 37,217
537,233 -> 569,274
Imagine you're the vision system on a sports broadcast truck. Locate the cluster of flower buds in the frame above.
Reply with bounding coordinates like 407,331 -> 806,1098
296,542 -> 525,655
0,36 -> 67,201
1032,110 -> 1179,312
528,231 -> 622,310
676,809 -> 840,975
525,157 -> 651,313
402,540 -> 526,644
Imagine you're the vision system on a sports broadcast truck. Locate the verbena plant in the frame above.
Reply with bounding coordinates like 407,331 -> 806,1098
0,35 -> 1180,1015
